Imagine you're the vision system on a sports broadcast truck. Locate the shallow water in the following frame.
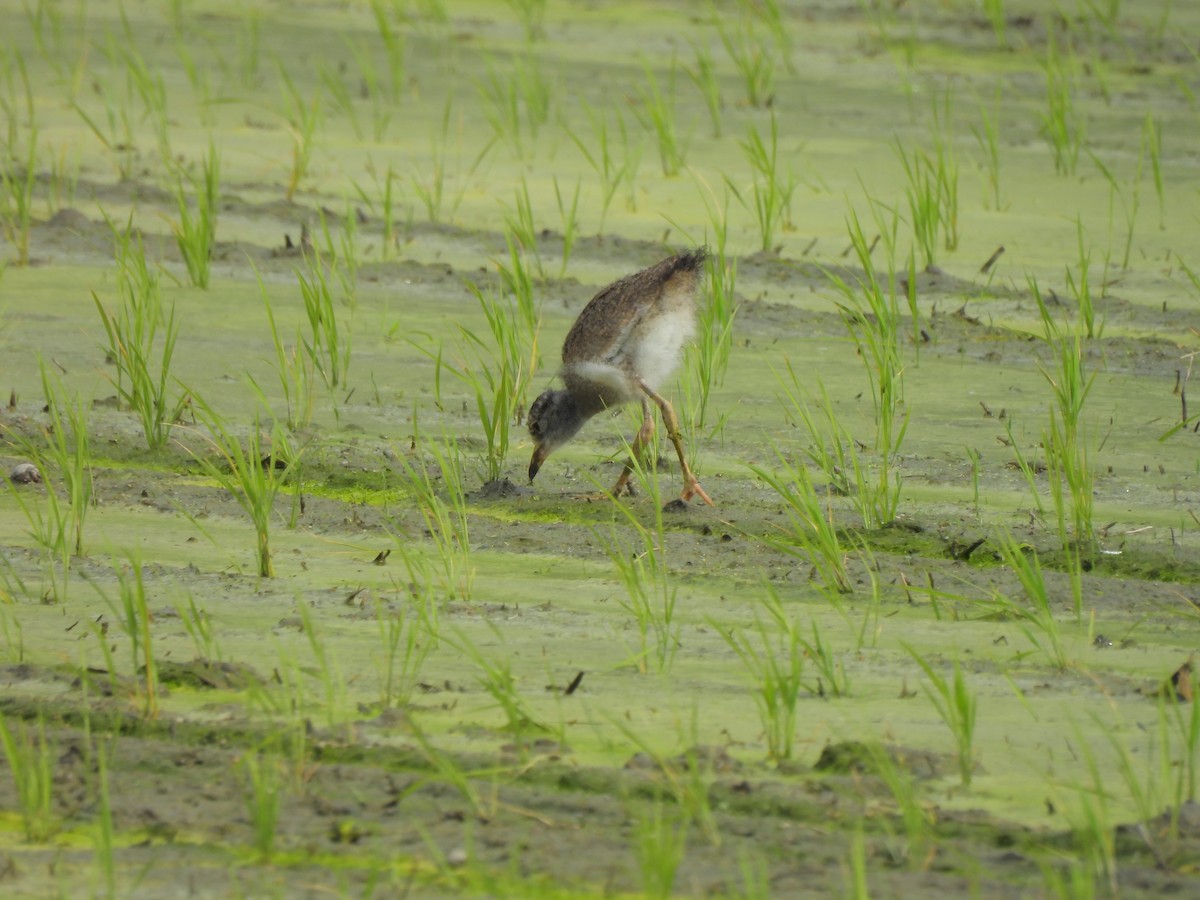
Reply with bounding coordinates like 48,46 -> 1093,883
1,0 -> 1200,895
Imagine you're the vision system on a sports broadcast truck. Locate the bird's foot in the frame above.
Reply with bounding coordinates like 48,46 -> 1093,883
681,478 -> 715,507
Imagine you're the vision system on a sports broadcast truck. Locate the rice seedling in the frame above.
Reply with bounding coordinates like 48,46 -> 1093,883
635,58 -> 687,177
1088,149 -> 1140,277
1054,732 -> 1119,895
452,625 -> 545,752
717,588 -> 805,762
374,597 -> 430,708
686,42 -> 723,138
94,221 -> 188,450
1040,25 -> 1085,176
278,63 -> 321,201
1144,113 -> 1164,229
295,242 -> 352,390
342,36 -> 394,140
993,533 -> 1074,669
1030,276 -> 1097,551
295,599 -> 346,729
752,449 -> 853,594
502,177 -> 545,280
597,470 -> 679,674
120,43 -> 171,168
171,143 -> 220,290
92,741 -> 116,897
0,123 -> 36,266
1164,667 -> 1199,809
846,819 -> 870,899
865,743 -> 937,870
716,15 -> 776,108
0,602 -> 24,661
682,242 -> 736,435
564,101 -> 642,232
91,556 -> 160,718
176,593 -> 222,662
410,96 -> 495,225
971,88 -> 1004,210
352,162 -> 405,259
182,395 -> 301,578
0,711 -> 56,842
798,619 -> 849,698
319,61 -> 363,141
254,275 -> 315,432
478,53 -> 551,159
369,0 -> 406,100
389,424 -> 474,601
611,714 -> 720,845
71,78 -> 138,181
982,0 -> 1008,49
553,176 -> 581,279
241,751 -> 282,862
894,95 -> 958,267
633,800 -> 688,899
37,360 -> 93,561
445,277 -> 538,482
905,647 -> 977,787
505,0 -> 547,41
727,112 -> 796,252
823,212 -> 910,519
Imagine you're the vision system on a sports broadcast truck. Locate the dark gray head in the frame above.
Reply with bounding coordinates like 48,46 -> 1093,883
527,388 -> 586,481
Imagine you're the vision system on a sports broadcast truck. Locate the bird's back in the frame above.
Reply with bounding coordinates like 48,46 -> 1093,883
561,248 -> 707,368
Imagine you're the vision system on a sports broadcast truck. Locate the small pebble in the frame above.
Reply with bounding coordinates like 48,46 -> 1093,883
9,462 -> 41,484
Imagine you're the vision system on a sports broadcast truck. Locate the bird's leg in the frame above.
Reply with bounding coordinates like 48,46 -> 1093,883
611,399 -> 655,497
637,381 -> 714,506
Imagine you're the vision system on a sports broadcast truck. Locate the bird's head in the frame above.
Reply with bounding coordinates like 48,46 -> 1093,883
526,388 -> 585,481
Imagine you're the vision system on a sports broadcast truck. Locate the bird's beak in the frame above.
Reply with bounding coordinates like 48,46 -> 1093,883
528,444 -> 549,482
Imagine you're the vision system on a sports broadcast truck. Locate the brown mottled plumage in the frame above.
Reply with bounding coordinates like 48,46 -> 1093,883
527,248 -> 713,505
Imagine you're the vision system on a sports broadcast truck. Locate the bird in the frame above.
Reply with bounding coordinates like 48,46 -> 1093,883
526,247 -> 714,505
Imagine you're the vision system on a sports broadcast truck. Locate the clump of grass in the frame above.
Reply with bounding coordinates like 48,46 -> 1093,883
182,397 -> 301,578
295,243 -> 352,390
478,53 -> 551,159
95,555 -> 160,717
971,88 -> 1004,210
410,96 -> 495,225
597,462 -> 679,674
993,532 -> 1074,669
718,587 -> 805,762
635,58 -> 687,177
727,112 -> 796,253
241,752 -> 282,862
564,101 -> 642,233
374,597 -> 430,709
822,210 -> 911,525
716,15 -> 776,107
753,448 -> 853,594
686,42 -> 723,138
171,144 -> 220,289
1040,26 -> 1085,176
442,276 -> 539,483
254,275 -> 315,432
906,647 -> 977,787
389,423 -> 474,601
1029,275 -> 1097,553
0,123 -> 37,265
0,712 -> 56,842
94,218 -> 187,450
278,64 -> 321,201
633,800 -> 689,899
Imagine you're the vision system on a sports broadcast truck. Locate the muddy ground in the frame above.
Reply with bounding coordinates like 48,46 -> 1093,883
2,0 -> 1200,897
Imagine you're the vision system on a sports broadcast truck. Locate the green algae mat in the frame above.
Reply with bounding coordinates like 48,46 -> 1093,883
2,0 -> 1200,896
